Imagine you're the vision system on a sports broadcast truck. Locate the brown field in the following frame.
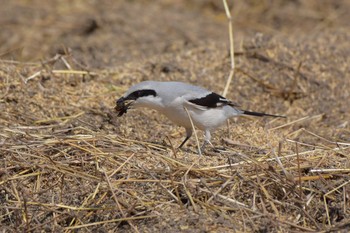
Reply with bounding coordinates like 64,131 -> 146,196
1,0 -> 350,232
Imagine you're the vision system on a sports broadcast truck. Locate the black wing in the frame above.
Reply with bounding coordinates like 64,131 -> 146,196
188,92 -> 238,108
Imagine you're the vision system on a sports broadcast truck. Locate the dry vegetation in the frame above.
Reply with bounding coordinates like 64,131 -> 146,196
1,0 -> 350,232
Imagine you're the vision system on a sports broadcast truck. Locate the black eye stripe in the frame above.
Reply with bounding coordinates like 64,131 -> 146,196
126,89 -> 157,100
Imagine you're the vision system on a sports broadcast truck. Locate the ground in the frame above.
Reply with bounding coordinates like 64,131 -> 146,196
1,0 -> 350,232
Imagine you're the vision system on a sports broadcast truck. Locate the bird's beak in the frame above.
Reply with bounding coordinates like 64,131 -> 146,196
115,97 -> 133,117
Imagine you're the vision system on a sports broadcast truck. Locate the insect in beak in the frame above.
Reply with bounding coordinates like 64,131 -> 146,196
115,97 -> 134,117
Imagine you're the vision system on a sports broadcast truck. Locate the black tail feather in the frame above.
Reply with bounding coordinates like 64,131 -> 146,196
242,110 -> 286,118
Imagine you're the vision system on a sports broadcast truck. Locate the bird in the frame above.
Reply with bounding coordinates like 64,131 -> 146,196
115,81 -> 285,153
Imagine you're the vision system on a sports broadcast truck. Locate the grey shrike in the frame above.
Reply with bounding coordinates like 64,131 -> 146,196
115,81 -> 285,151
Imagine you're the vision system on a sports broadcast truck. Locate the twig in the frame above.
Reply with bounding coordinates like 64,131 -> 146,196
269,115 -> 323,131
24,70 -> 41,83
324,180 -> 350,225
222,0 -> 235,97
296,142 -> 303,198
103,170 -> 138,231
309,168 -> 350,173
207,176 -> 234,203
64,215 -> 157,230
109,153 -> 136,178
184,106 -> 201,155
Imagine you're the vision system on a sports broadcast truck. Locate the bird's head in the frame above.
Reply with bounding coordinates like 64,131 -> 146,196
115,82 -> 159,117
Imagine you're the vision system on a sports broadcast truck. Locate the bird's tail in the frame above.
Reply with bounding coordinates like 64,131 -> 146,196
242,110 -> 286,118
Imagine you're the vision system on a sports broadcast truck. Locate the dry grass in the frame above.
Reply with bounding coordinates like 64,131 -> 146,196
1,0 -> 350,232
1,49 -> 349,232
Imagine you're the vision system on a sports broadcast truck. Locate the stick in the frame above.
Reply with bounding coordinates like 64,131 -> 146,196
222,0 -> 235,97
184,106 -> 202,155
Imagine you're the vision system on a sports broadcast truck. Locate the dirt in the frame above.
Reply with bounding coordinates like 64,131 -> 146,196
1,0 -> 350,232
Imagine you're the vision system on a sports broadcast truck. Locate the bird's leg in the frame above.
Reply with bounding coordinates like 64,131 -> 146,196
178,128 -> 192,149
200,141 -> 207,154
200,130 -> 212,153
